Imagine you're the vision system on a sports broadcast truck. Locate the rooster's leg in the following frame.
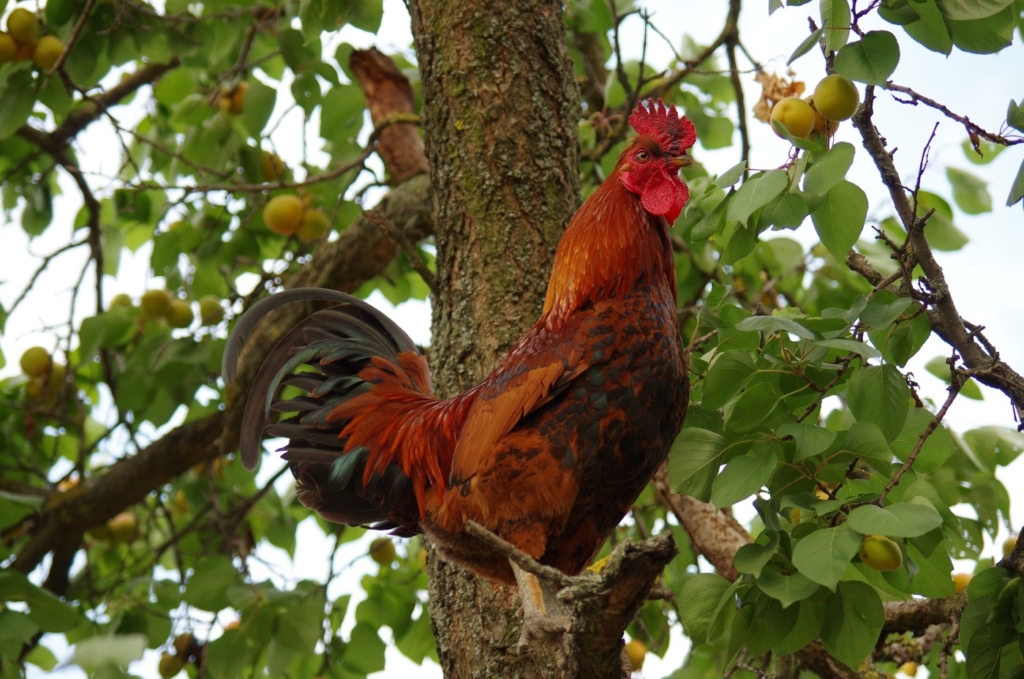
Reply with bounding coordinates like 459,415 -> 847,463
511,561 -> 571,658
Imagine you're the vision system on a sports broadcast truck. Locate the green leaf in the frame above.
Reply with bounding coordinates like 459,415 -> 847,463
735,315 -> 817,339
726,170 -> 789,223
72,635 -> 147,672
153,68 -> 197,106
734,531 -> 781,577
344,622 -> 387,674
714,161 -> 747,189
820,0 -> 852,52
758,570 -> 820,608
757,192 -> 808,230
904,0 -> 953,55
395,613 -> 435,665
961,138 -> 1005,165
1007,158 -> 1024,207
727,381 -> 782,432
711,451 -> 778,507
916,190 -> 969,250
702,350 -> 757,409
183,555 -> 238,612
846,364 -> 910,441
778,423 -> 837,461
924,355 -> 983,399
1009,99 -> 1024,133
205,629 -> 251,679
860,296 -> 913,329
679,573 -> 734,645
947,6 -> 1015,54
834,31 -> 901,85
811,180 -> 867,261
803,142 -> 856,196
966,625 -> 1003,679
788,28 -> 824,64
240,80 -> 277,138
890,407 -> 956,472
819,581 -> 884,669
0,72 -> 36,140
841,420 -> 894,469
792,523 -> 863,589
963,427 -> 1024,468
847,502 -> 943,537
668,429 -> 726,500
936,0 -> 1014,20
774,591 -> 829,655
341,0 -> 384,33
946,167 -> 992,214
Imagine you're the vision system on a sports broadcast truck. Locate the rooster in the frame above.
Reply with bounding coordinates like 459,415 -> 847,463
225,98 -> 692,625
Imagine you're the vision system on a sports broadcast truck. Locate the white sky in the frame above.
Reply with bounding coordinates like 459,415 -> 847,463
3,1 -> 1023,677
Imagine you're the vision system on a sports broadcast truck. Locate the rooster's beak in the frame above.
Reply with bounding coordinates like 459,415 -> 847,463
669,155 -> 692,169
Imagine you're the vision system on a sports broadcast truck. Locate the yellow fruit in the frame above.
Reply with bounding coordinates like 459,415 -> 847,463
32,34 -> 63,70
624,639 -> 647,672
6,8 -> 37,44
167,299 -> 194,328
199,295 -> 224,325
900,661 -> 918,677
297,208 -> 330,242
141,289 -> 173,318
172,632 -> 193,657
260,150 -> 284,182
369,537 -> 397,565
110,293 -> 133,309
263,194 -> 304,236
770,96 -> 816,139
790,508 -> 802,524
859,535 -> 903,572
25,378 -> 43,401
19,346 -> 52,377
224,619 -> 241,631
0,32 -> 15,62
158,652 -> 184,678
45,363 -> 66,398
170,489 -> 190,516
231,82 -> 248,115
217,89 -> 232,112
1004,535 -> 1018,557
106,512 -> 137,543
953,572 -> 972,593
813,74 -> 860,122
587,554 -> 610,573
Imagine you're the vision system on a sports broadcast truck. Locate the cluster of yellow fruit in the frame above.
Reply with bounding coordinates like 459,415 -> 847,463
217,81 -> 248,115
263,194 -> 331,241
769,74 -> 860,141
113,290 -> 225,328
19,346 -> 66,402
158,632 -> 196,678
0,7 -> 64,70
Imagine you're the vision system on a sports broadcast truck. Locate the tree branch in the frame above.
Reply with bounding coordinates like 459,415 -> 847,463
851,86 -> 1024,426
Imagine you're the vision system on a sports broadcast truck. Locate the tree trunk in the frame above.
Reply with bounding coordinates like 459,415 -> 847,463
407,0 -> 581,676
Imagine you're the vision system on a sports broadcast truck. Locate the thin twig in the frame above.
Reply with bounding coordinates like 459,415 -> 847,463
885,81 -> 1023,150
362,210 -> 437,294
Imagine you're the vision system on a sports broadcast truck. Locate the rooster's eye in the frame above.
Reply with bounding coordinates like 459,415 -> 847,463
635,150 -> 650,162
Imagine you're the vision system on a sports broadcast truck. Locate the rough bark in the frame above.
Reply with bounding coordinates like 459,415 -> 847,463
407,0 -> 581,676
409,0 -> 581,394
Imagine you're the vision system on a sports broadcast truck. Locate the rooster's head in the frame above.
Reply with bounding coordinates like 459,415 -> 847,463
620,98 -> 696,224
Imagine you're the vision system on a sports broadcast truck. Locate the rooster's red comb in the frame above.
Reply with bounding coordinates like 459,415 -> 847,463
628,98 -> 696,156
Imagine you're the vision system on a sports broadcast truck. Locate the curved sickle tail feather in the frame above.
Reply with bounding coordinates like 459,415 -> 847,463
224,288 -> 430,536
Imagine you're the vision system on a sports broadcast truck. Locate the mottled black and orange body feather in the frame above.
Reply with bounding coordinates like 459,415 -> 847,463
226,99 -> 692,584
